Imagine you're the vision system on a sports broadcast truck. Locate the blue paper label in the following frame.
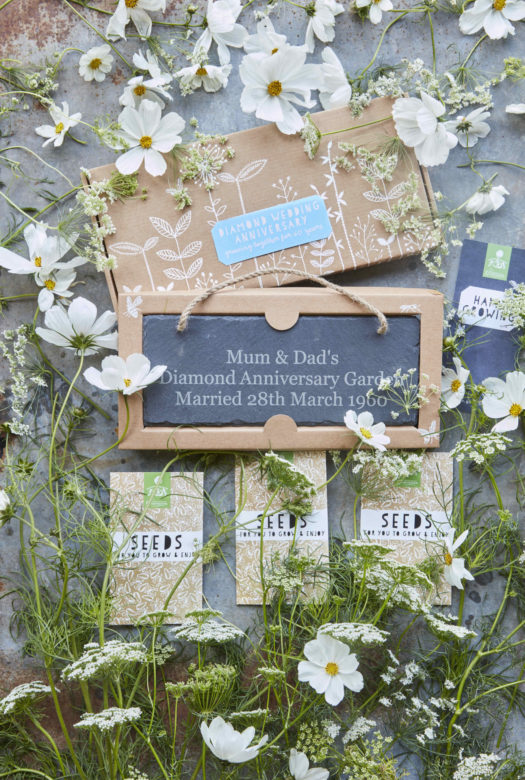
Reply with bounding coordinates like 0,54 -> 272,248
211,196 -> 332,266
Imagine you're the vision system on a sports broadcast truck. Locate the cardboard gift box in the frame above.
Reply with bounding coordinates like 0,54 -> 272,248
87,97 -> 437,310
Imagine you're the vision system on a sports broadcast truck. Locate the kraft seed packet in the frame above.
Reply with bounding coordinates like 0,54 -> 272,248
360,453 -> 453,605
109,472 -> 203,624
235,452 -> 328,605
453,239 -> 525,384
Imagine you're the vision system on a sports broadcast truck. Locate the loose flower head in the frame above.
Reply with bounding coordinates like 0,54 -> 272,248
78,45 -> 113,83
36,268 -> 77,312
298,632 -> 364,706
116,100 -> 185,177
35,101 -> 82,148
194,0 -> 248,65
0,223 -> 82,279
0,681 -> 53,716
200,716 -> 268,762
83,353 -> 166,395
442,356 -> 469,409
74,707 -> 142,732
176,61 -> 232,95
344,410 -> 390,451
465,182 -> 509,215
443,530 -> 474,590
318,48 -> 352,110
35,296 -> 117,356
289,748 -> 329,780
355,0 -> 393,24
106,0 -> 166,40
243,18 -> 288,57
482,370 -> 525,431
445,106 -> 490,147
304,0 -> 344,53
459,0 -> 525,39
392,92 -> 458,167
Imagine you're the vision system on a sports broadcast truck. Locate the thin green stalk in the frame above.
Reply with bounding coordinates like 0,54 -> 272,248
321,115 -> 392,139
359,11 -> 410,78
61,0 -> 133,69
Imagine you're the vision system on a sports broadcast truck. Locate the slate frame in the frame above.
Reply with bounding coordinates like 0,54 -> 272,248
118,288 -> 443,451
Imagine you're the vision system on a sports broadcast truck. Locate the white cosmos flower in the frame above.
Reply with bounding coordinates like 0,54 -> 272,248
35,296 -> 117,356
445,106 -> 490,147
133,49 -> 171,83
304,0 -> 344,53
36,268 -> 77,312
465,183 -> 509,215
318,48 -> 351,110
240,47 -> 318,135
443,530 -> 474,590
116,100 -> 185,177
355,0 -> 393,24
481,371 -> 525,431
200,716 -> 268,763
194,0 -> 248,65
442,357 -> 469,409
392,92 -> 458,167
289,749 -> 329,780
106,0 -> 166,40
0,223 -> 81,279
344,410 -> 390,451
176,61 -> 231,94
78,45 -> 113,83
35,102 -> 82,148
298,632 -> 364,706
84,353 -> 166,395
506,103 -> 525,114
120,50 -> 172,108
0,490 -> 10,513
243,18 -> 289,57
459,0 -> 525,39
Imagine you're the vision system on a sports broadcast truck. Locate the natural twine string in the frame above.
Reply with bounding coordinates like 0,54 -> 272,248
176,267 -> 388,335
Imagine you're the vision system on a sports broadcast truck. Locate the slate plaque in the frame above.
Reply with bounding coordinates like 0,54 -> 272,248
143,315 -> 420,427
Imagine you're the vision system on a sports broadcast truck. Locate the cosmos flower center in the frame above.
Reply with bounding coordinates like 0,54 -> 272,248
123,378 -> 132,387
89,58 -> 102,70
196,67 -> 208,76
140,135 -> 153,149
271,47 -> 279,54
325,662 -> 339,676
44,280 -> 56,290
360,427 -> 373,440
134,84 -> 146,96
34,256 -> 42,267
267,80 -> 282,97
444,552 -> 453,565
55,122 -> 64,134
509,403 -> 522,417
450,379 -> 462,393
126,0 -> 139,7
493,0 -> 506,10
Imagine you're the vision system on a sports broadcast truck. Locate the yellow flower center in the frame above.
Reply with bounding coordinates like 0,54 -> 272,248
450,379 -> 462,393
509,403 -> 522,417
89,58 -> 102,70
126,0 -> 139,6
444,552 -> 453,565
34,256 -> 42,267
134,84 -> 146,96
360,427 -> 373,440
271,47 -> 279,54
267,80 -> 282,97
325,662 -> 339,676
55,122 -> 64,134
44,280 -> 56,290
196,67 -> 208,76
493,0 -> 506,9
123,378 -> 132,388
140,135 -> 153,149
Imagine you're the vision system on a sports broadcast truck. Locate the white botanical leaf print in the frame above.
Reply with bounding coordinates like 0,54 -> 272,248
217,172 -> 236,183
180,241 -> 202,259
124,295 -> 143,318
149,216 -> 178,239
186,257 -> 203,278
387,182 -> 409,199
108,242 -> 141,255
173,211 -> 192,237
311,257 -> 334,270
377,235 -> 396,247
143,236 -> 159,251
237,159 -> 267,182
164,267 -> 186,281
400,304 -> 421,313
156,249 -> 181,262
370,208 -> 392,222
362,189 -> 387,203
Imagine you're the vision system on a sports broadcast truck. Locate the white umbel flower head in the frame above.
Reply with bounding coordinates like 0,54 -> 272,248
106,0 -> 166,40
392,92 -> 458,167
176,61 -> 232,94
344,410 -> 390,451
289,749 -> 329,780
74,707 -> 142,732
0,490 -> 10,513
194,0 -> 248,65
481,371 -> 525,431
355,0 -> 393,24
84,353 -> 166,395
116,100 -> 185,177
0,223 -> 81,279
304,0 -> 344,53
62,641 -> 148,682
78,45 -> 114,82
459,0 -> 525,39
0,681 -> 53,716
298,632 -> 364,706
37,268 -> 77,312
36,296 -> 117,356
506,103 -> 525,114
243,18 -> 289,57
442,357 -> 469,409
465,182 -> 509,215
445,106 -> 490,147
318,48 -> 351,110
240,47 -> 318,135
443,530 -> 474,590
35,102 -> 82,148
200,716 -> 268,763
